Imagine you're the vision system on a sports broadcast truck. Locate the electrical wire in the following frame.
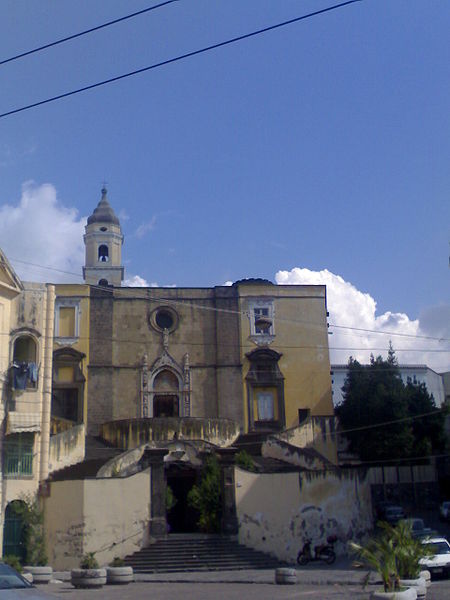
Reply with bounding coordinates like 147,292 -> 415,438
3,258 -> 449,346
0,0 -> 363,119
0,1 -> 179,67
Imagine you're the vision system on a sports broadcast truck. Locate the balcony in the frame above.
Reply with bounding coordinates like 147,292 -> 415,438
99,417 -> 240,450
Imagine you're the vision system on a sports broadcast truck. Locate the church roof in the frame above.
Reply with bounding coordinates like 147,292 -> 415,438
87,187 -> 120,226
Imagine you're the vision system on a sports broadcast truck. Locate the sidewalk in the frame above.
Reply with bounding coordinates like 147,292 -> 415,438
53,558 -> 375,587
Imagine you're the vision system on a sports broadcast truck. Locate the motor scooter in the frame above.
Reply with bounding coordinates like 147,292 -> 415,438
297,535 -> 337,565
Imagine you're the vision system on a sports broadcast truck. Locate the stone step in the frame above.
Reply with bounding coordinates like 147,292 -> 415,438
124,534 -> 285,573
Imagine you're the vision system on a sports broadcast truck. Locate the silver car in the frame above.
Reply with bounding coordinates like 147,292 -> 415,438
0,562 -> 54,599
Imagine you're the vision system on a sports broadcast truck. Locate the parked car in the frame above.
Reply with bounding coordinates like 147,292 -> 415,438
439,501 -> 450,521
375,502 -> 406,524
400,518 -> 433,539
420,537 -> 450,578
0,562 -> 53,599
382,505 -> 406,525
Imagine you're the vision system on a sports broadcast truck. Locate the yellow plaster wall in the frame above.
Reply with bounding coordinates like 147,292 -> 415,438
48,424 -> 86,474
238,284 -> 333,432
236,467 -> 372,563
44,469 -> 150,570
53,285 -> 90,424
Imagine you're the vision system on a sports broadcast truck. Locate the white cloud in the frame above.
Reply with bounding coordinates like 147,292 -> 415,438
0,182 -> 86,283
135,216 -> 156,239
275,267 -> 449,372
123,275 -> 157,287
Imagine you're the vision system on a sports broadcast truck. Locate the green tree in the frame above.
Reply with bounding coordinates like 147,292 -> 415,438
335,347 -> 444,463
14,495 -> 48,566
404,378 -> 446,457
187,455 -> 222,533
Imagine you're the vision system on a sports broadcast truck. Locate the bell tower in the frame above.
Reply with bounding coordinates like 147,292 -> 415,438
83,187 -> 124,286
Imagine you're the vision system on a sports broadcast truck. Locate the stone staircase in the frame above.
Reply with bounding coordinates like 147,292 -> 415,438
123,534 -> 286,573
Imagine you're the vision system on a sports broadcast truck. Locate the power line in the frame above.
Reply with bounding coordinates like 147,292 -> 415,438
0,1 -> 179,67
3,258 -> 450,346
0,0 -> 362,120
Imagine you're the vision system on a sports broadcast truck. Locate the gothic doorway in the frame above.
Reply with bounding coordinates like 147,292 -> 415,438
166,466 -> 200,533
152,370 -> 180,417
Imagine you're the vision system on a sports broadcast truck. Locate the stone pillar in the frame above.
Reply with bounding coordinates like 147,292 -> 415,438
144,448 -> 169,537
217,448 -> 239,535
40,284 -> 55,482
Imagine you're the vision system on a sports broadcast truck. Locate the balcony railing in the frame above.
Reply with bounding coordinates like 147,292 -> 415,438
4,450 -> 34,477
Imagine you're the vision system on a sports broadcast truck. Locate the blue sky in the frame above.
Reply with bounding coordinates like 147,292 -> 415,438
0,0 -> 449,371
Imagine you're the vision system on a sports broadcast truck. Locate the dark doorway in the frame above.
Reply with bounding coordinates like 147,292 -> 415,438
166,467 -> 200,533
3,501 -> 27,561
154,394 -> 179,417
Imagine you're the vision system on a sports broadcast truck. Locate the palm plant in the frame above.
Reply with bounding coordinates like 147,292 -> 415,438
388,520 -> 430,579
350,527 -> 400,592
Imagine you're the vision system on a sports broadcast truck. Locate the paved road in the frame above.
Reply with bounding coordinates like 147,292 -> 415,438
41,578 -> 450,600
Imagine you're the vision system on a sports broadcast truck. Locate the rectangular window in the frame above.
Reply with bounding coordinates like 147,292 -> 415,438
55,299 -> 80,340
4,433 -> 34,477
59,307 -> 76,337
257,392 -> 274,421
248,299 -> 275,339
254,307 -> 271,334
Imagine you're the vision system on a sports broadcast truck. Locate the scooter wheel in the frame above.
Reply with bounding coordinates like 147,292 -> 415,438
297,552 -> 309,566
324,551 -> 336,565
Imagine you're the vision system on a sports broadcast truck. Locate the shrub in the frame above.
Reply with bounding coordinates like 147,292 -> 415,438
235,450 -> 256,472
166,485 -> 177,512
187,455 -> 222,533
350,521 -> 431,591
3,555 -> 23,573
350,527 -> 399,592
109,556 -> 125,567
14,494 -> 48,566
80,552 -> 99,569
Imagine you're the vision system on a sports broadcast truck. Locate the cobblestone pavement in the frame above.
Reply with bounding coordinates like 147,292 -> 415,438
41,578 -> 450,600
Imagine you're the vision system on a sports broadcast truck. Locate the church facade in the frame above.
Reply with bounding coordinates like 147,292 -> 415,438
58,188 -> 335,443
1,188 -> 346,566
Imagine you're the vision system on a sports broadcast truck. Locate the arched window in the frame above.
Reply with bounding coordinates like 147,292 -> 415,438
98,245 -> 109,262
13,335 -> 36,363
98,279 -> 109,287
12,335 -> 38,389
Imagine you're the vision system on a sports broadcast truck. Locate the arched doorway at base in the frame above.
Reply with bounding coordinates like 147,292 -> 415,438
166,465 -> 200,533
2,500 -> 27,561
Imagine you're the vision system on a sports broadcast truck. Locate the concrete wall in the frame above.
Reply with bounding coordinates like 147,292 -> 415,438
236,467 -> 372,563
44,469 -> 151,570
273,417 -> 338,464
48,424 -> 85,474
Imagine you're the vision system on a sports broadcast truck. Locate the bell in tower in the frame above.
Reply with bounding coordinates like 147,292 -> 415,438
83,187 -> 124,287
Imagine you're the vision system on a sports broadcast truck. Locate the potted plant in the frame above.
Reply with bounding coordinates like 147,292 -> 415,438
389,522 -> 428,598
71,552 -> 106,589
17,495 -> 53,584
106,556 -> 134,585
350,525 -> 417,599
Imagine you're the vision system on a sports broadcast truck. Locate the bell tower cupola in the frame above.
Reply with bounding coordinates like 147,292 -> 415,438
83,187 -> 124,286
